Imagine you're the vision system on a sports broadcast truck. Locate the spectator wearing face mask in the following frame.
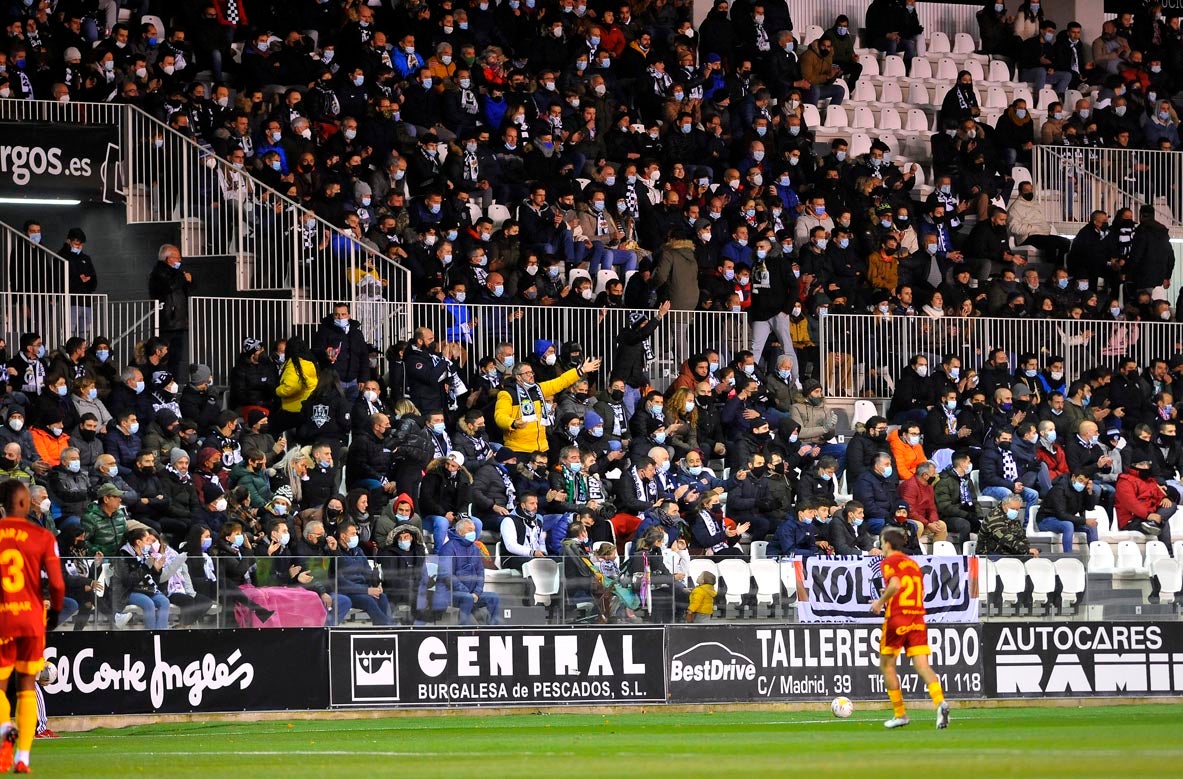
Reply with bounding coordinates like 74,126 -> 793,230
887,422 -> 927,482
888,354 -> 938,425
31,409 -> 71,468
48,447 -> 90,523
978,493 -> 1039,557
432,516 -> 499,625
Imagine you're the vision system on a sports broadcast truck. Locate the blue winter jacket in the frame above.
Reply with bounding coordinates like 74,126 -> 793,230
433,529 -> 486,610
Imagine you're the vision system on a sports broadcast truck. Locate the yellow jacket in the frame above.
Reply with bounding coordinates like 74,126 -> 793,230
494,368 -> 581,453
275,357 -> 319,412
687,584 -> 717,617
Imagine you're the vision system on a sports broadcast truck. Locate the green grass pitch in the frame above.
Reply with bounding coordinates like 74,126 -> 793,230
31,704 -> 1183,777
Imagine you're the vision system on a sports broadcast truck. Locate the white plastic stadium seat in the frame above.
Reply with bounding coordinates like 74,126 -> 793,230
1144,540 -> 1171,573
878,108 -> 903,130
1152,559 -> 1182,603
861,55 -> 880,78
905,108 -> 930,133
804,25 -> 824,46
883,55 -> 906,78
1036,86 -> 1059,110
931,540 -> 958,557
750,559 -> 782,616
1011,165 -> 1033,189
880,81 -> 904,104
1053,558 -> 1086,608
985,86 -> 1008,109
927,32 -> 951,54
1174,540 -> 1183,560
953,33 -> 977,55
749,540 -> 769,561
141,14 -> 166,39
1025,557 -> 1056,608
988,59 -> 1012,82
962,539 -> 977,556
1011,85 -> 1034,106
567,267 -> 590,287
801,103 -> 822,129
981,559 -> 996,605
852,79 -> 877,102
936,57 -> 959,80
848,132 -> 872,159
1114,540 -> 1145,577
487,203 -> 511,229
1087,540 -> 1115,574
687,558 -> 718,587
824,104 -> 850,129
909,57 -> 933,79
522,558 -> 561,606
1026,507 -> 1057,543
852,399 -> 878,428
963,59 -> 985,81
994,558 -> 1026,605
717,559 -> 752,613
594,269 -> 618,294
852,106 -> 876,129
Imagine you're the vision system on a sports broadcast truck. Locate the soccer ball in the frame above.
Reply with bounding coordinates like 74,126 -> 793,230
37,663 -> 58,687
831,696 -> 854,718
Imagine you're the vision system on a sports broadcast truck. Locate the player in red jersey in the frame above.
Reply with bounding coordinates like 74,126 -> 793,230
0,481 -> 65,774
870,527 -> 950,730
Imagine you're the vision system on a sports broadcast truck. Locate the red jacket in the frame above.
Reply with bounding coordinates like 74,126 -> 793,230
1114,471 -> 1164,528
1035,443 -> 1069,481
899,475 -> 939,527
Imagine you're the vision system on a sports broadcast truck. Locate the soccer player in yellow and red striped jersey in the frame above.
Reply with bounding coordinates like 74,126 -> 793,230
870,527 -> 950,730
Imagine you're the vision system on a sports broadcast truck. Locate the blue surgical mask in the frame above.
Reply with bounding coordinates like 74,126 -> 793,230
590,426 -> 604,438
882,466 -> 893,479
432,422 -> 446,434
347,535 -> 360,549
463,531 -> 478,542
398,539 -> 412,551
1005,508 -> 1020,520
201,538 -> 213,552
1072,481 -> 1085,493
66,459 -> 81,473
232,533 -> 245,549
654,431 -> 667,444
945,399 -> 958,411
1044,431 -> 1057,443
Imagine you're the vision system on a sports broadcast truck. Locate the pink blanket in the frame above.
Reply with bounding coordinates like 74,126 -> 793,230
235,585 -> 328,628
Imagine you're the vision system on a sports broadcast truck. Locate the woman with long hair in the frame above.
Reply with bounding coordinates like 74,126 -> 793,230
272,336 -> 318,437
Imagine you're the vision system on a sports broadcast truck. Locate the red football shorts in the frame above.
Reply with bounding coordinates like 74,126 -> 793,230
0,634 -> 46,677
880,616 -> 931,658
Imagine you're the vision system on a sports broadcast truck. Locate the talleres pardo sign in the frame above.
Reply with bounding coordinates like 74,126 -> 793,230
984,622 -> 1183,697
0,121 -> 124,203
42,629 -> 328,716
667,624 -> 984,703
329,627 -> 666,707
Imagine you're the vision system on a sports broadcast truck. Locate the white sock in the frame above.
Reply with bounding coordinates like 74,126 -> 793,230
15,749 -> 29,764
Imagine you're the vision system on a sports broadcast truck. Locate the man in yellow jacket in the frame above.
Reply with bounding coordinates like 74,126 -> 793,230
496,356 -> 602,456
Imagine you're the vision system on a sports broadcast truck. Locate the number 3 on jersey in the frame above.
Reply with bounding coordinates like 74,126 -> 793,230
0,548 -> 24,594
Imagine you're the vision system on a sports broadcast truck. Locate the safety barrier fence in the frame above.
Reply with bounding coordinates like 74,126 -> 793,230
1032,145 -> 1182,227
0,100 -> 412,309
188,297 -> 748,393
818,312 -> 1183,401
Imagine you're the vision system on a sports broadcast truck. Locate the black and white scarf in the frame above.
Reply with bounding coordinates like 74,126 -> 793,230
463,150 -> 480,182
497,464 -> 517,511
628,466 -> 657,504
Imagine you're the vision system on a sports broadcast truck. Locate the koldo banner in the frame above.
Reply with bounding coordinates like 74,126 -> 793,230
667,623 -> 985,703
0,121 -> 123,202
984,622 -> 1183,697
42,628 -> 329,715
795,555 -> 979,624
329,626 -> 666,707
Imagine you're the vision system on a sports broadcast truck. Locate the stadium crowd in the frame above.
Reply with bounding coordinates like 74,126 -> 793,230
1,1 -> 1183,629
2,0 -> 1182,322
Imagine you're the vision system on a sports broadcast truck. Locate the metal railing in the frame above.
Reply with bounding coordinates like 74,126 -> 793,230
105,299 -> 160,363
818,312 -> 1183,400
406,302 -> 749,389
119,103 -> 412,306
189,297 -> 747,392
188,296 -> 410,383
1032,145 -> 1181,227
0,99 -> 412,309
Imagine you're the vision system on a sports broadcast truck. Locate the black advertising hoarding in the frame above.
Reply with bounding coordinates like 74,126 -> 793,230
983,622 -> 1183,697
667,623 -> 984,703
0,121 -> 123,202
42,629 -> 329,715
329,627 -> 666,707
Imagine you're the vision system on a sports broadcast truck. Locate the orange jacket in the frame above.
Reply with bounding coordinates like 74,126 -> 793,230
887,428 -> 927,482
31,427 -> 71,467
